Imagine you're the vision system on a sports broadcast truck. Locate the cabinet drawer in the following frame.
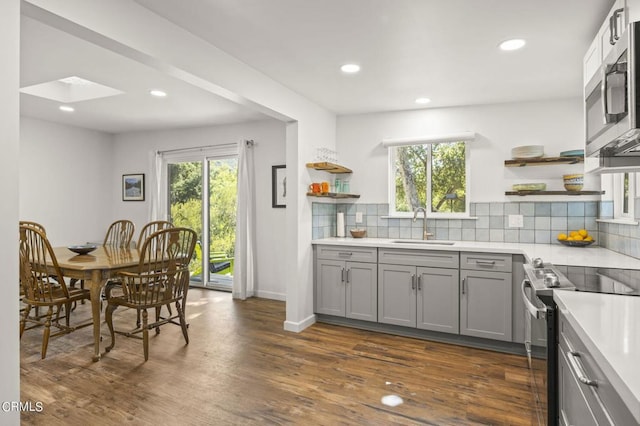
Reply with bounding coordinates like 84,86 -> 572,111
378,248 -> 459,269
559,313 -> 636,426
315,245 -> 377,263
460,252 -> 512,273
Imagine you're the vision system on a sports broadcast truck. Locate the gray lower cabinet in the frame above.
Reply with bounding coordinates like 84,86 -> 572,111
377,264 -> 416,327
315,246 -> 378,322
460,252 -> 513,342
558,311 -> 636,426
378,264 -> 459,332
378,249 -> 459,333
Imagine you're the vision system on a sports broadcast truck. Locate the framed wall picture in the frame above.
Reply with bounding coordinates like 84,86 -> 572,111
272,165 -> 286,208
122,173 -> 145,201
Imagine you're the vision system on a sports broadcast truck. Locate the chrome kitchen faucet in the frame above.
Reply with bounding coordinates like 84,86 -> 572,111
413,207 -> 433,240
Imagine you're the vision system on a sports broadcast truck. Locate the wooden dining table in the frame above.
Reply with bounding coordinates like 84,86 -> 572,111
52,245 -> 140,361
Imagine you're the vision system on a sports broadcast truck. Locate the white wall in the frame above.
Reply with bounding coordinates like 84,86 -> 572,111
1,0 -> 20,423
337,98 -> 596,204
19,117 -> 114,245
112,119 -> 287,299
26,0 -> 336,331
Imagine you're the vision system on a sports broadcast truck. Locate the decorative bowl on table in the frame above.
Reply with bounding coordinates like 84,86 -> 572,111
350,229 -> 366,238
563,174 -> 584,191
68,244 -> 97,255
511,145 -> 544,159
558,239 -> 595,247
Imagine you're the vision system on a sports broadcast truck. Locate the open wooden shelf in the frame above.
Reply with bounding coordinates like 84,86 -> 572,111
306,192 -> 360,199
306,162 -> 353,173
505,190 -> 604,196
504,156 -> 584,167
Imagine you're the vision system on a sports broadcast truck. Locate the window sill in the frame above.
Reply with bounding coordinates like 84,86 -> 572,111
381,215 -> 478,220
596,218 -> 639,226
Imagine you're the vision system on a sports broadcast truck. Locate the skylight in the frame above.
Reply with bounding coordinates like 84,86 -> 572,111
20,75 -> 124,103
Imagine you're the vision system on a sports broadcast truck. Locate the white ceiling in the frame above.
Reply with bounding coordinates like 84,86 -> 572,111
19,16 -> 267,134
21,0 -> 614,133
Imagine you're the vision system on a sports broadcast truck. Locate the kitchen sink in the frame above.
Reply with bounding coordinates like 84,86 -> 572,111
390,239 -> 455,245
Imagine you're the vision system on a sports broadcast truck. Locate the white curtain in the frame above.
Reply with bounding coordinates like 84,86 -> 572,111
148,151 -> 166,222
233,140 -> 256,300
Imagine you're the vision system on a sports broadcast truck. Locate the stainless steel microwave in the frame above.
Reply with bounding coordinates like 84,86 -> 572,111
585,21 -> 640,172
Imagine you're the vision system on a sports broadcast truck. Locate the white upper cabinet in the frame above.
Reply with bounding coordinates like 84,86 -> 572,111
600,0 -> 627,61
583,36 -> 601,87
584,0 -> 627,86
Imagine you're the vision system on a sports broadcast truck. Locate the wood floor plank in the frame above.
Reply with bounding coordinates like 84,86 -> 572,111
20,289 -> 538,425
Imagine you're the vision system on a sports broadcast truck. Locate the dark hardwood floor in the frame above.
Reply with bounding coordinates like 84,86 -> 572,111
20,289 -> 538,425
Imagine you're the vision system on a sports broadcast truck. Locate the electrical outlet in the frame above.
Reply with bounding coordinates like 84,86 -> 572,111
355,212 -> 363,223
508,214 -> 524,228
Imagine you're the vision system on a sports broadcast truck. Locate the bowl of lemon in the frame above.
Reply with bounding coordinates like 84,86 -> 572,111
557,229 -> 595,247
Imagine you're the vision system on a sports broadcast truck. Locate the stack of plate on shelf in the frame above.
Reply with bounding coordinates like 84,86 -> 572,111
511,145 -> 544,159
512,183 -> 546,192
559,149 -> 584,157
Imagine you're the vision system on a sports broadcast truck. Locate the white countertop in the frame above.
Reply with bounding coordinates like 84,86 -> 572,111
312,237 -> 640,269
554,291 -> 640,424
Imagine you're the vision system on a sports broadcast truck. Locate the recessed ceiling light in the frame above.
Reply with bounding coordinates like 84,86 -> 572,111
499,38 -> 526,51
149,89 -> 167,97
415,97 -> 431,105
59,105 -> 75,112
340,64 -> 361,74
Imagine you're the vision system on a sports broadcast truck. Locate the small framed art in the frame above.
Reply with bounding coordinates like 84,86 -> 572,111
122,173 -> 145,201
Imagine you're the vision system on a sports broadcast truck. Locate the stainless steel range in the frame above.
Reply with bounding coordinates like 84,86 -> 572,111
522,261 -> 573,426
522,259 -> 640,426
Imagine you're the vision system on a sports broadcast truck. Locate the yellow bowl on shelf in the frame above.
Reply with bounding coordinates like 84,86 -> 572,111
563,174 -> 584,191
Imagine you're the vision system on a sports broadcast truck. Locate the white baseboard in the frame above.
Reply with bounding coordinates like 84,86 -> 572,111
254,290 -> 286,301
232,290 -> 255,300
283,314 -> 316,333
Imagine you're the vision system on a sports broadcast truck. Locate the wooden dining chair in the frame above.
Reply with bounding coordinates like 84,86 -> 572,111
136,220 -> 173,323
107,220 -> 174,326
137,220 -> 173,249
19,221 -> 46,234
104,219 -> 135,248
19,221 -> 47,317
105,227 -> 197,361
19,225 -> 92,359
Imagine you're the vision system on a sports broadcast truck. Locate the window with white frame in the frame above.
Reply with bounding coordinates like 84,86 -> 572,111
389,141 -> 470,216
613,172 -> 635,219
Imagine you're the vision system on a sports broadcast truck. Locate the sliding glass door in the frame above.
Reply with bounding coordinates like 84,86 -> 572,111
206,157 -> 237,289
167,153 -> 237,291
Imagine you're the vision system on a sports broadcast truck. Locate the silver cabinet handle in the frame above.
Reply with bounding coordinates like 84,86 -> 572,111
346,268 -> 351,284
411,274 -> 416,290
610,14 -> 615,45
417,275 -> 422,291
338,252 -> 353,257
341,268 -> 345,283
475,260 -> 496,266
567,351 -> 598,387
613,8 -> 624,42
461,277 -> 466,294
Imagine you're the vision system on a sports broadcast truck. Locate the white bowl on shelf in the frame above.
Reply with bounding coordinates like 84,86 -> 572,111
511,145 -> 544,159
